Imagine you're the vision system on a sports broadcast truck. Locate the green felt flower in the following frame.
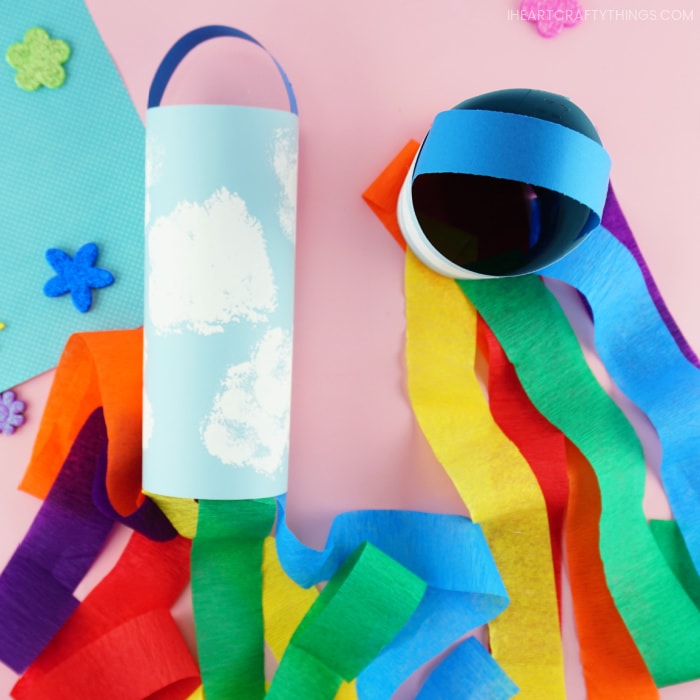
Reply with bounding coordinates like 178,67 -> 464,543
6,27 -> 70,91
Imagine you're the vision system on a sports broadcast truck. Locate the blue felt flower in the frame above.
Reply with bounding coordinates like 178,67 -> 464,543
43,242 -> 115,313
0,390 -> 25,436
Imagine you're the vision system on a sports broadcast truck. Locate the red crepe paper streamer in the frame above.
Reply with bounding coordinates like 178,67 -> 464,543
0,410 -> 114,673
0,405 -> 176,673
13,532 -> 198,700
478,318 -> 568,617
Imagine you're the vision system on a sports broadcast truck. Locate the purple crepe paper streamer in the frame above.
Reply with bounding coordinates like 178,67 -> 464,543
0,409 -> 113,673
602,184 -> 699,367
92,437 -> 177,542
0,406 -> 177,673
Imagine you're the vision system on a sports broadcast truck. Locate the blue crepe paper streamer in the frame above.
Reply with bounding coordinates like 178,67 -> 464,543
274,496 -> 512,700
416,637 -> 518,700
602,185 -> 699,367
542,225 -> 700,573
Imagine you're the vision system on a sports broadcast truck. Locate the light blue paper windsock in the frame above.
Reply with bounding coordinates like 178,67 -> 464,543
143,27 -> 298,500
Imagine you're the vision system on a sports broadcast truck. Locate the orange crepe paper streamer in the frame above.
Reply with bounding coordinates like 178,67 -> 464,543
404,249 -> 565,698
478,318 -> 568,619
20,329 -> 144,516
565,442 -> 659,699
13,532 -> 198,700
361,140 -> 419,251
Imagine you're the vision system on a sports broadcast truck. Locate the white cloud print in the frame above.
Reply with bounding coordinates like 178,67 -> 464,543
142,390 -> 154,450
147,187 -> 277,335
272,127 -> 297,242
145,133 -> 165,227
200,327 -> 292,475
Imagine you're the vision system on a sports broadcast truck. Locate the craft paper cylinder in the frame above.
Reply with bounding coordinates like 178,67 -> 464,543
143,27 -> 298,499
398,89 -> 611,279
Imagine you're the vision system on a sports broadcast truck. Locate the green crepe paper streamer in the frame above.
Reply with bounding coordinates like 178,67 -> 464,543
651,520 -> 700,609
267,541 -> 427,699
459,275 -> 700,687
192,498 -> 276,700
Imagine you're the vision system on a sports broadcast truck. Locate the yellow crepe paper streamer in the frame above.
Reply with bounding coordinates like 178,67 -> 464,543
263,537 -> 358,700
145,492 -> 199,539
186,685 -> 206,700
262,537 -> 317,656
404,250 -> 565,698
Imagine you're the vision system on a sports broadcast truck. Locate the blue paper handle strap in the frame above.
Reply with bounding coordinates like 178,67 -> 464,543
148,25 -> 298,113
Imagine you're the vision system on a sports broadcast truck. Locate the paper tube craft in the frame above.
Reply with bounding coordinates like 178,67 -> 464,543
143,27 -> 298,500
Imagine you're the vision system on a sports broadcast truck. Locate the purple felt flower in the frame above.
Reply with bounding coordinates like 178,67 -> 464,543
43,242 -> 115,313
0,391 -> 26,436
520,0 -> 583,38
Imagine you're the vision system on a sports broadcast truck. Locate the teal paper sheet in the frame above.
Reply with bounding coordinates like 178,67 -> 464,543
0,0 -> 144,391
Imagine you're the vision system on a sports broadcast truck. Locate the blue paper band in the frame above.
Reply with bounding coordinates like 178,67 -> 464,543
274,496 -> 510,699
414,109 -> 610,224
542,225 -> 700,573
148,25 -> 298,113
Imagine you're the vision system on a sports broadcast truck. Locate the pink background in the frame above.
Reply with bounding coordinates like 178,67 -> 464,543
2,0 -> 699,697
